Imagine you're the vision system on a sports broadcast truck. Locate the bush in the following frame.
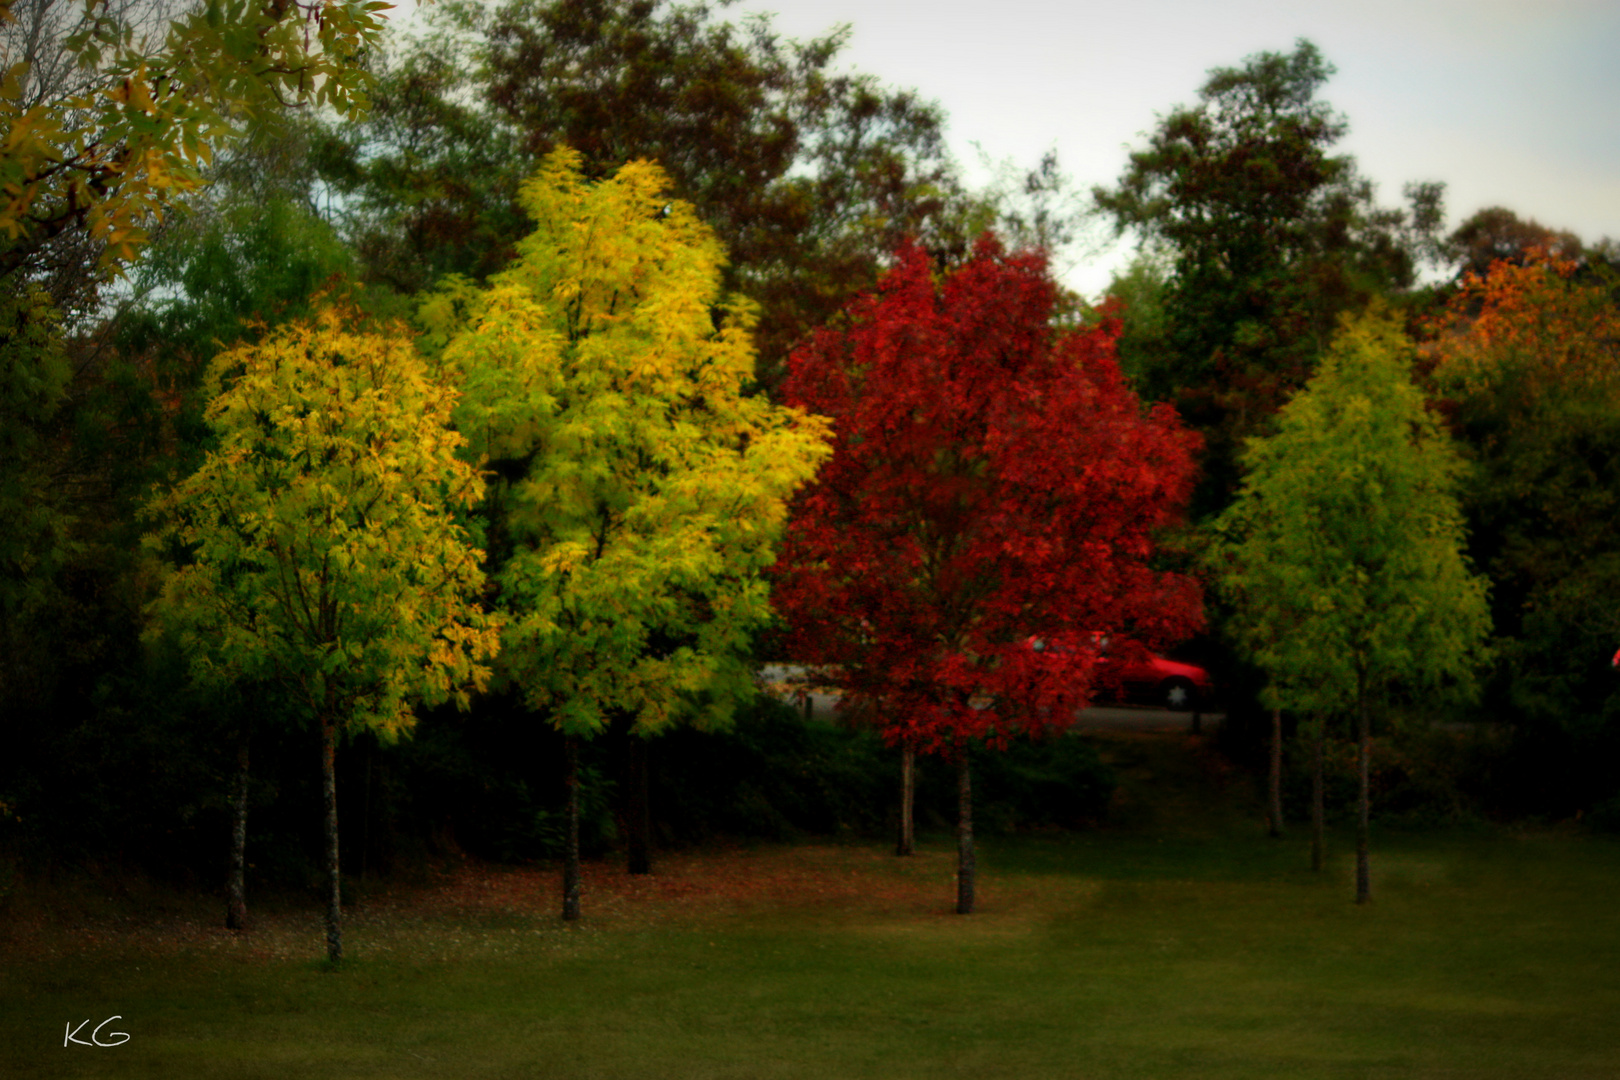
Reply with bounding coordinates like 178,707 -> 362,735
1281,725 -> 1482,827
652,697 -> 1117,843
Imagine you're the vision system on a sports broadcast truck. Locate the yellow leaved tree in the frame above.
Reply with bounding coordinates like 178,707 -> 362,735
423,147 -> 830,918
0,0 -> 389,278
145,306 -> 501,961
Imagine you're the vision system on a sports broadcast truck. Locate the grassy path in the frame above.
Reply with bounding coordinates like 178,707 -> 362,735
4,735 -> 1619,1078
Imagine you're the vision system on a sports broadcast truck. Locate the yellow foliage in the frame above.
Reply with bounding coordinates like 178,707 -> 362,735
433,149 -> 831,736
145,307 -> 501,737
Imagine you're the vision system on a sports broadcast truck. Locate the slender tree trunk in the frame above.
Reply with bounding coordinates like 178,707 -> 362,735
1311,718 -> 1325,873
360,740 -> 373,881
562,735 -> 581,921
1267,707 -> 1284,839
1355,687 -> 1371,905
627,734 -> 651,875
320,715 -> 342,963
955,748 -> 975,915
226,726 -> 250,930
896,745 -> 915,857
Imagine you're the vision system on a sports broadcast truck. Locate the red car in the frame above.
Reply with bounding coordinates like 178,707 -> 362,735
1031,635 -> 1214,711
1102,649 -> 1213,711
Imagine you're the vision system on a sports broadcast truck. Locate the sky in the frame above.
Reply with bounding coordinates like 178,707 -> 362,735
719,0 -> 1620,297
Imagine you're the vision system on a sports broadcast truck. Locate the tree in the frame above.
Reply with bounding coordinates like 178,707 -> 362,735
1093,39 -> 1443,515
425,148 -> 830,918
323,0 -> 988,387
774,236 -> 1202,914
145,307 -> 501,960
0,280 -> 73,717
0,0 -> 388,284
1445,207 -> 1584,281
1208,306 -> 1490,902
1423,254 -> 1620,815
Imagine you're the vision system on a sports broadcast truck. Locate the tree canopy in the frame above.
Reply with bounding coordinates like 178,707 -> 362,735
428,147 -> 829,744
322,0 -> 988,387
1211,306 -> 1488,714
145,306 -> 500,734
0,0 -> 388,282
1094,39 -> 1443,513
1423,254 -> 1620,814
424,147 -> 830,916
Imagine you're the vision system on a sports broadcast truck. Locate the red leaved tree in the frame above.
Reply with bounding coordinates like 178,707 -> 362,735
774,236 -> 1203,913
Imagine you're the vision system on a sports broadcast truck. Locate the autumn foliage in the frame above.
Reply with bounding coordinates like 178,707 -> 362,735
774,237 -> 1204,756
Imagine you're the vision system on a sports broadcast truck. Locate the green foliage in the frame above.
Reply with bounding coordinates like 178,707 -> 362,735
311,21 -> 532,293
1094,39 -> 1444,513
430,148 -> 830,739
1425,255 -> 1620,814
1096,250 -> 1174,388
0,282 -> 70,619
144,307 -> 501,737
116,191 -> 360,468
1208,306 -> 1491,717
326,0 -> 983,386
652,699 -> 1115,843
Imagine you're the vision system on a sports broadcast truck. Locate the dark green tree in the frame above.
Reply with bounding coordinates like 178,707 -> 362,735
1094,39 -> 1444,515
320,0 -> 987,387
1425,254 -> 1620,816
0,283 -> 72,700
1445,207 -> 1584,281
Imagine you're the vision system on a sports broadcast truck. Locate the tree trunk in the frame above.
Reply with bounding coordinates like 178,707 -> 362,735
225,726 -> 250,930
562,735 -> 581,921
360,740 -> 373,881
626,734 -> 651,876
896,745 -> 915,857
1311,718 -> 1325,873
1267,707 -> 1284,838
955,748 -> 975,915
320,715 -> 342,963
1355,689 -> 1371,904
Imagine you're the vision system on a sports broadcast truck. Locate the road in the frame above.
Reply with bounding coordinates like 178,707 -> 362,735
759,665 -> 1222,733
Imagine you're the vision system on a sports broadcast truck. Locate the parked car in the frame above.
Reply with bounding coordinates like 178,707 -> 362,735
1030,635 -> 1214,711
1103,649 -> 1212,710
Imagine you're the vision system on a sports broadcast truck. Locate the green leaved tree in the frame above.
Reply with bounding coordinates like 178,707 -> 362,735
1094,39 -> 1444,516
1424,254 -> 1620,816
0,282 -> 71,701
145,307 -> 502,959
1207,307 -> 1490,902
425,148 -> 830,918
324,0 -> 991,389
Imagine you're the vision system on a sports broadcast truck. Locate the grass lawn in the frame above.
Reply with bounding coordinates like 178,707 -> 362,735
4,732 -> 1619,1078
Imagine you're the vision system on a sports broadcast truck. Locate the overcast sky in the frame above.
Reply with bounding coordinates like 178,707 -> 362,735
721,0 -> 1620,297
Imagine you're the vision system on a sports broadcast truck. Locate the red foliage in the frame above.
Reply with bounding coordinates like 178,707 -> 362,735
774,236 -> 1204,755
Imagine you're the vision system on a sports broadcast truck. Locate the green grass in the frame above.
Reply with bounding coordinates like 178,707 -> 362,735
4,733 -> 1620,1078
